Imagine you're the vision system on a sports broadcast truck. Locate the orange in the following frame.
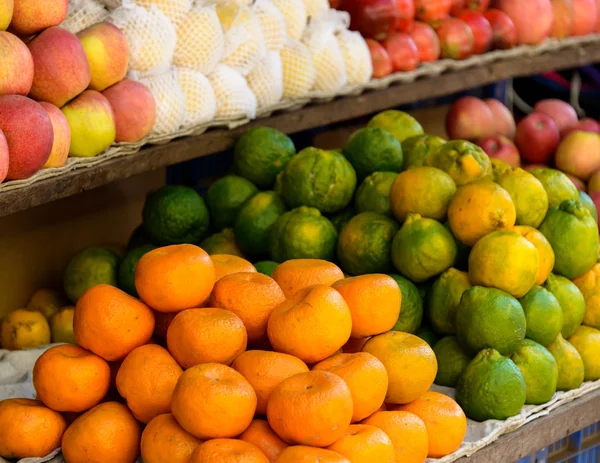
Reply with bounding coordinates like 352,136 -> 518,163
327,424 -> 395,463
62,402 -> 141,463
362,410 -> 428,463
210,272 -> 286,343
135,244 -> 216,312
116,344 -> 183,423
313,352 -> 388,422
267,370 -> 353,447
74,284 -> 155,362
212,254 -> 257,281
167,308 -> 248,368
513,225 -> 555,285
171,363 -> 257,440
190,439 -> 269,463
232,350 -> 309,414
154,310 -> 178,338
342,337 -> 371,353
0,398 -> 66,459
362,331 -> 437,404
239,419 -> 289,462
272,259 -> 344,298
141,413 -> 203,463
33,344 -> 110,413
267,285 -> 352,363
332,275 -> 401,338
274,446 -> 350,462
392,391 -> 467,458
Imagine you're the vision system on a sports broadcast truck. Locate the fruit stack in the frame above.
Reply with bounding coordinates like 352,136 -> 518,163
0,246 -> 469,462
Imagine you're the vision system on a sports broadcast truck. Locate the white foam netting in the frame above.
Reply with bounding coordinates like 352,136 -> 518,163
132,0 -> 191,25
247,50 -> 283,110
96,0 -> 122,9
303,0 -> 329,18
216,1 -> 267,76
208,64 -> 257,120
271,0 -> 307,41
173,3 -> 224,75
280,38 -> 315,99
251,0 -> 286,52
108,3 -> 177,77
337,28 -> 372,85
176,67 -> 217,129
137,68 -> 186,136
61,0 -> 109,34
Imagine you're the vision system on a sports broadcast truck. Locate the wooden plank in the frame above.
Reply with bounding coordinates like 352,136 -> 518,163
2,40 -> 600,217
458,388 -> 600,463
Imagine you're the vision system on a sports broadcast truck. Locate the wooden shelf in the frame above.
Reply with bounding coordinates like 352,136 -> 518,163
2,39 -> 600,218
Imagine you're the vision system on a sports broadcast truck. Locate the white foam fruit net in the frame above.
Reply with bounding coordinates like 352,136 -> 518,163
109,4 -> 177,77
97,0 -> 122,9
216,1 -> 267,76
303,0 -> 329,18
336,28 -> 372,85
251,0 -> 286,51
280,38 -> 315,100
176,67 -> 217,129
132,0 -> 192,25
271,0 -> 307,41
61,0 -> 109,34
138,68 -> 186,136
174,3 -> 224,75
208,64 -> 257,120
247,51 -> 283,110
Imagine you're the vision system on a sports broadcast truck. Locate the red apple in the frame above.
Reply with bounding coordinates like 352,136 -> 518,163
562,118 -> 600,138
533,99 -> 578,135
450,0 -> 465,15
596,0 -> 600,31
483,8 -> 517,49
457,10 -> 492,54
436,17 -> 475,59
395,0 -> 416,31
342,0 -> 400,40
571,0 -> 598,35
484,98 -> 516,139
330,0 -> 342,7
382,32 -> 420,71
408,21 -> 441,61
515,113 -> 560,164
0,129 -> 8,183
549,0 -> 574,38
477,135 -> 521,167
366,39 -> 393,77
494,0 -> 553,44
415,0 -> 452,24
566,174 -> 587,191
446,96 -> 495,140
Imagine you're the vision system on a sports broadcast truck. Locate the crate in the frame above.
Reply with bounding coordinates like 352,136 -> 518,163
517,422 -> 600,463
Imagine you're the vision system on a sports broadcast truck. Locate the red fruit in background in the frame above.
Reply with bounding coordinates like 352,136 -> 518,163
562,118 -> 600,138
382,32 -> 421,71
366,38 -> 393,77
571,0 -> 598,35
515,113 -> 560,164
408,21 -> 441,61
549,0 -> 574,38
436,17 -> 475,59
342,0 -> 400,40
457,10 -> 492,54
395,0 -> 416,30
484,98 -> 516,139
596,0 -> 600,31
477,135 -> 521,167
446,96 -> 495,140
450,0 -> 465,15
494,0 -> 553,44
415,0 -> 452,24
533,99 -> 578,135
330,0 -> 342,7
483,9 -> 517,49
566,174 -> 587,192
0,129 -> 8,183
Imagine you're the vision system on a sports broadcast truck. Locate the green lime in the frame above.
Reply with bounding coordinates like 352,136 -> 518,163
328,206 -> 356,233
518,285 -> 563,346
234,191 -> 287,256
367,110 -> 424,143
433,336 -> 473,387
389,274 -> 423,333
337,212 -> 399,275
511,339 -> 558,405
456,348 -> 526,422
343,128 -> 403,180
205,176 -> 258,230
529,168 -> 579,209
280,147 -> 357,213
546,334 -> 585,391
127,225 -> 153,250
254,260 -> 279,277
355,172 -> 397,216
579,191 -> 598,222
456,286 -> 526,356
268,206 -> 338,262
142,185 -> 210,245
491,158 -> 512,180
414,325 -> 439,348
391,214 -> 457,283
63,247 -> 122,303
544,273 -> 586,339
427,268 -> 472,335
233,127 -> 296,189
118,244 -> 156,298
402,134 -> 446,169
496,168 -> 549,228
425,140 -> 492,186
200,228 -> 244,257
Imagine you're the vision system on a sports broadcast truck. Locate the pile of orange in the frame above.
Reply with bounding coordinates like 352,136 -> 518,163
0,244 -> 467,463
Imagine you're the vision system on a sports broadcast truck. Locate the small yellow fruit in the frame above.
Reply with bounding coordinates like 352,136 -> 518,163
1,309 -> 51,350
51,307 -> 76,344
26,289 -> 67,319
